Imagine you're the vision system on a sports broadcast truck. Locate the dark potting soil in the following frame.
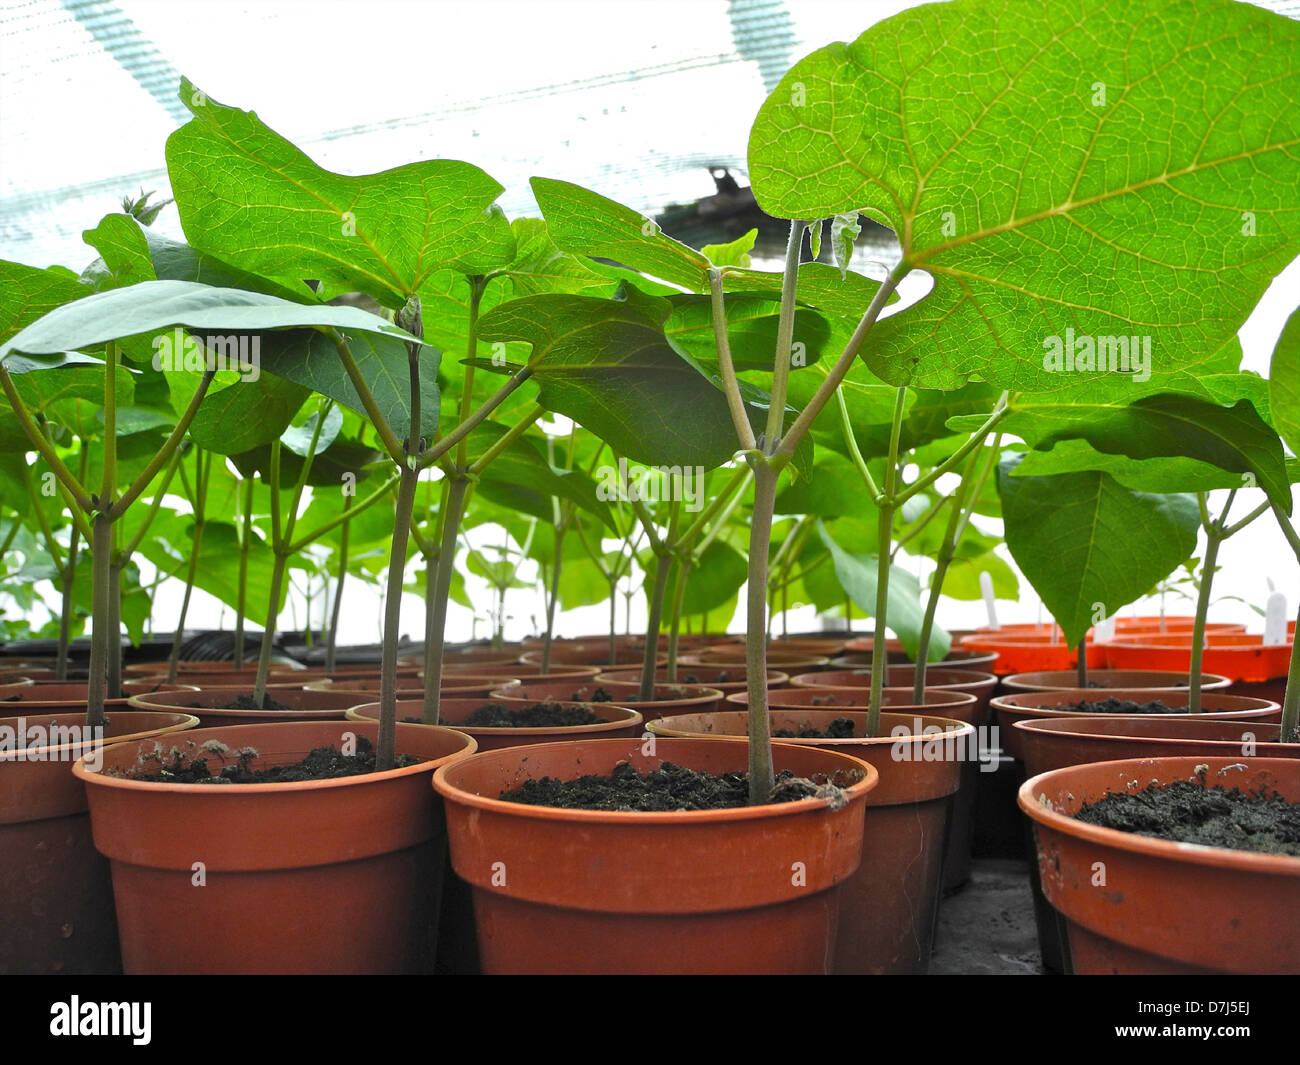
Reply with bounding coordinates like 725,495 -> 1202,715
572,687 -> 615,702
1043,698 -> 1189,715
123,734 -> 418,784
463,702 -> 602,727
774,717 -> 856,739
186,694 -> 295,712
499,760 -> 851,811
681,672 -> 732,685
1074,776 -> 1300,856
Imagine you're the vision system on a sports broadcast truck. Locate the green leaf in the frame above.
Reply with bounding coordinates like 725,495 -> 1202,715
139,519 -> 282,621
1011,440 -> 1267,494
258,328 -> 440,447
0,260 -> 90,348
531,177 -> 711,292
0,280 -> 419,363
830,213 -> 860,279
681,542 -> 747,614
816,521 -> 947,660
281,404 -> 343,457
476,288 -> 742,468
664,295 -> 831,371
190,374 -> 309,455
997,390 -> 1291,510
701,229 -> 758,269
167,80 -> 514,305
747,0 -> 1300,390
997,454 -> 1200,647
1270,307 -> 1299,456
776,452 -> 871,517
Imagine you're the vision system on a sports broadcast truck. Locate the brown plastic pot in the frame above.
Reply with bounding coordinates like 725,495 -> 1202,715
999,669 -> 1232,694
74,719 -> 477,974
594,665 -> 789,694
990,689 -> 1280,761
126,686 -> 371,727
1,681 -> 198,713
725,686 -> 985,895
346,697 -> 643,752
958,633 -> 1108,674
1,710 -> 198,974
520,646 -> 667,669
790,667 -> 997,718
122,660 -> 307,678
1100,633 -> 1293,703
1019,755 -> 1300,973
832,645 -> 1002,672
494,679 -> 724,722
441,661 -> 600,680
650,711 -> 974,974
433,736 -> 876,974
683,649 -> 830,673
1013,715 -> 1300,973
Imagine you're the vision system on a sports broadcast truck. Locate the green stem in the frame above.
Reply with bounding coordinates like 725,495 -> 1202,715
1281,597 -> 1300,743
1188,526 -> 1222,715
234,476 -> 253,668
707,268 -> 758,452
666,555 -> 691,682
325,495 -> 352,673
639,551 -> 672,700
422,477 -> 470,724
0,365 -> 94,511
745,462 -> 779,804
85,514 -> 112,728
110,370 -> 215,518
764,219 -> 807,448
378,465 -> 419,769
867,387 -> 908,737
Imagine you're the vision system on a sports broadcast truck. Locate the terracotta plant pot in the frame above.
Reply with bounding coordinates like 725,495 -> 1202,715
441,661 -> 600,680
1101,633 -> 1294,703
1019,755 -> 1300,973
126,686 -> 372,727
990,689 -> 1280,761
1,681 -> 197,713
594,666 -> 789,694
958,633 -> 1107,675
442,648 -> 523,667
999,669 -> 1232,694
684,648 -> 830,673
790,667 -> 997,718
725,686 -> 985,895
519,646 -> 667,669
346,697 -> 643,752
1,710 -> 198,974
1013,716 -> 1300,974
433,736 -> 876,974
834,643 -> 1001,672
122,660 -> 307,678
74,719 -> 477,974
650,711 -> 975,973
494,679 -> 724,722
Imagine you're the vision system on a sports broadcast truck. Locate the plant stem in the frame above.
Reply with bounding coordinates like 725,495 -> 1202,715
1281,597 -> 1300,743
764,219 -> 806,447
1075,642 -> 1088,687
666,555 -> 691,682
867,387 -> 908,738
234,476 -> 253,668
85,514 -> 112,728
377,465 -> 418,770
422,476 -> 469,724
639,550 -> 672,700
707,268 -> 757,451
252,441 -> 284,707
325,495 -> 351,673
745,462 -> 779,804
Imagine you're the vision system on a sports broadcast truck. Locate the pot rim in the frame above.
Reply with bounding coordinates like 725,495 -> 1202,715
0,709 -> 200,761
72,720 -> 476,796
347,700 -> 644,736
1018,755 -> 1300,875
432,736 -> 877,826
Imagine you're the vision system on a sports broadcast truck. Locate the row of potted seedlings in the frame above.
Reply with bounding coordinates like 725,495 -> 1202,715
2,0 -> 1297,974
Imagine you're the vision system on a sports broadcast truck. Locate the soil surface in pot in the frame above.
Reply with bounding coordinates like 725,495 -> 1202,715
1074,777 -> 1300,856
1043,698 -> 1192,714
774,717 -> 856,739
499,761 -> 848,811
119,735 -> 419,784
463,702 -> 602,727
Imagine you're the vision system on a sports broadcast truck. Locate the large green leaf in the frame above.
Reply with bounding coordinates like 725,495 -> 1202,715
189,374 -> 309,454
664,295 -> 832,371
139,518 -> 282,621
747,0 -> 1300,391
531,177 -> 711,292
997,454 -> 1200,646
1271,307 -> 1299,457
681,542 -> 748,615
167,79 -> 515,304
1012,440 -> 1300,494
992,390 -> 1291,510
476,287 -> 744,468
816,521 -> 949,661
0,280 -> 418,360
